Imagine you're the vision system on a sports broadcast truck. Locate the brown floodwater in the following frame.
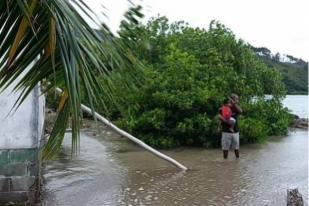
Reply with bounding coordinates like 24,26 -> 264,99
38,121 -> 308,206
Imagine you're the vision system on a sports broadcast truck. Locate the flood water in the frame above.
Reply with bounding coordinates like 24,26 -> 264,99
283,95 -> 308,118
39,96 -> 308,206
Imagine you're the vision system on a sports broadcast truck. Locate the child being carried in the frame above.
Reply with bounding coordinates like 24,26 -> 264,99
219,98 -> 236,132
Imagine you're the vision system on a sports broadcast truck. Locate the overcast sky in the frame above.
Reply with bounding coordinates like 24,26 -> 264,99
84,0 -> 309,61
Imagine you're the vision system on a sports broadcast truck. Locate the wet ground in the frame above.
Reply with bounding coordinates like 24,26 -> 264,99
39,122 -> 308,206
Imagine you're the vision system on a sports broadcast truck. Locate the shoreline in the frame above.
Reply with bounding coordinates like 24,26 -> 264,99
44,108 -> 308,153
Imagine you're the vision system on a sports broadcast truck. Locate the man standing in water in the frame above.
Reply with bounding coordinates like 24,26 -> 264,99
220,94 -> 243,159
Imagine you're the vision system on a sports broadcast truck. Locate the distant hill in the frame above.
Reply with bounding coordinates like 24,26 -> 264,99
250,46 -> 308,94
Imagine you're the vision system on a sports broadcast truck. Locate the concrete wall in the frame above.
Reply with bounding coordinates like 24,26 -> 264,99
0,84 -> 44,203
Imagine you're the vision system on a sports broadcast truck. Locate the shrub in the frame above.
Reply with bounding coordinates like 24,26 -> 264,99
93,17 -> 290,148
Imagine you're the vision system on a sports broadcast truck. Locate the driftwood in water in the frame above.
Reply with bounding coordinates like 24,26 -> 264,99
287,188 -> 304,206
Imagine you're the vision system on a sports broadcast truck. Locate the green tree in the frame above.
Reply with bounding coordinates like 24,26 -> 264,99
114,17 -> 291,148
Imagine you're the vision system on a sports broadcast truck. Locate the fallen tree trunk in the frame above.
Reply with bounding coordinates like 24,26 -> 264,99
55,88 -> 188,171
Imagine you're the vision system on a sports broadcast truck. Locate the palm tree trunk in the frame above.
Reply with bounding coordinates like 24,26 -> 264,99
55,88 -> 188,171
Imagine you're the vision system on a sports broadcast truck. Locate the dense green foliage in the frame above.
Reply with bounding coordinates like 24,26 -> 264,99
101,16 -> 293,148
251,47 -> 308,94
47,15 -> 293,149
261,57 -> 308,94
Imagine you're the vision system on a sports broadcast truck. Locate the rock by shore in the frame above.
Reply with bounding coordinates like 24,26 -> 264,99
290,115 -> 308,129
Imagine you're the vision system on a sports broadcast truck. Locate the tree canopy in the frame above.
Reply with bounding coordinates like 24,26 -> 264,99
105,16 -> 292,148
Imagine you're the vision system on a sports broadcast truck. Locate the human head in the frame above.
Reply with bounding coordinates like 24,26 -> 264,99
230,93 -> 239,103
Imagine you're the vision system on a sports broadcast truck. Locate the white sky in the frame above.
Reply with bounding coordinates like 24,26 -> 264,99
84,0 -> 309,61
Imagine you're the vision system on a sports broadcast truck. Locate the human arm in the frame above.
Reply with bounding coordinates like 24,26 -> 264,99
229,97 -> 243,114
233,103 -> 242,114
219,114 -> 226,122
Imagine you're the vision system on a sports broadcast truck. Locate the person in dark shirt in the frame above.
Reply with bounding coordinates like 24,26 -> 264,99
219,94 -> 243,159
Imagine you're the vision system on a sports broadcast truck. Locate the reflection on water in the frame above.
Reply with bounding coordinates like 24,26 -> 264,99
39,95 -> 308,206
40,124 -> 308,206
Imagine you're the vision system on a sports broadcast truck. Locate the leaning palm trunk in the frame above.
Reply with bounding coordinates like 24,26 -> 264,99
0,0 -> 141,158
83,104 -> 188,170
54,87 -> 188,170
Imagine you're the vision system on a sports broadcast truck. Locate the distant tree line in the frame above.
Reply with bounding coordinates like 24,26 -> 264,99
251,46 -> 308,94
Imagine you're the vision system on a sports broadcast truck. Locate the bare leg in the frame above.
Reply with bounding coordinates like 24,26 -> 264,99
223,150 -> 228,159
234,149 -> 239,158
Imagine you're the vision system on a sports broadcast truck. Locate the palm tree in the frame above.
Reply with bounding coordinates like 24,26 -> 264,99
0,0 -> 141,159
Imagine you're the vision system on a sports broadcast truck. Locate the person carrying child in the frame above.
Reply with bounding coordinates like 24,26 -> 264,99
219,94 -> 243,159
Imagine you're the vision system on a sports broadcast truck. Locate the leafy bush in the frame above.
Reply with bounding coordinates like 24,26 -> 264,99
239,117 -> 268,143
95,17 -> 291,148
44,10 -> 295,149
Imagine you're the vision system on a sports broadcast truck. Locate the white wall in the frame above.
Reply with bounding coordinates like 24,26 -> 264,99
0,84 -> 44,149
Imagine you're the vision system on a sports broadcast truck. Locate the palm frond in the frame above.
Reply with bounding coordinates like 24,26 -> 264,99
0,1 -> 143,159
